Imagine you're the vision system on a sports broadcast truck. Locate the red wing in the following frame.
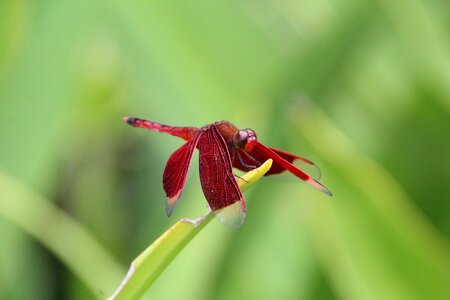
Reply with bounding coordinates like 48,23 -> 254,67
163,133 -> 201,216
233,146 -> 321,179
198,126 -> 246,228
262,147 -> 321,179
249,142 -> 332,196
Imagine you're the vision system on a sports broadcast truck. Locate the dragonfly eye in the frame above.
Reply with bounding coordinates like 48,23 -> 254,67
233,130 -> 249,149
243,129 -> 257,151
233,129 -> 257,151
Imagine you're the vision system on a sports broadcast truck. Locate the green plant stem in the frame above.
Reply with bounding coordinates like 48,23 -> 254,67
109,159 -> 273,300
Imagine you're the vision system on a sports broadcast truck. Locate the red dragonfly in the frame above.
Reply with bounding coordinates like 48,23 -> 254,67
123,117 -> 332,228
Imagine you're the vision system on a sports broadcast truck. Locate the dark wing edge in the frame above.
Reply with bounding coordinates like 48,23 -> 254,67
162,133 -> 202,216
253,142 -> 332,196
198,126 -> 246,228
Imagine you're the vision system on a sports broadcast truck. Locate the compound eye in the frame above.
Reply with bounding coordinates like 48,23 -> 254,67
233,130 -> 249,149
244,129 -> 257,151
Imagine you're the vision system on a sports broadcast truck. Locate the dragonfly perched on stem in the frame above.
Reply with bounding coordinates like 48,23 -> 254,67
123,117 -> 332,228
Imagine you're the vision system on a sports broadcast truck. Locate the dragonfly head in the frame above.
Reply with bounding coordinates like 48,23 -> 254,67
233,129 -> 257,152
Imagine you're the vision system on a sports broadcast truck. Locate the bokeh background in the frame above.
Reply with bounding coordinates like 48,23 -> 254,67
0,0 -> 449,299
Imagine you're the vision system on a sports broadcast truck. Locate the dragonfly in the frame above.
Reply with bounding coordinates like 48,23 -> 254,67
123,117 -> 332,228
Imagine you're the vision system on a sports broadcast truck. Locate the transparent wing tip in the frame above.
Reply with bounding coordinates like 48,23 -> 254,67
312,178 -> 333,197
214,200 -> 246,229
293,159 -> 322,180
165,193 -> 181,216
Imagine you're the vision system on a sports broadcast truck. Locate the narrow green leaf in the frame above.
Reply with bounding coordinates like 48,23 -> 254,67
0,171 -> 125,299
109,159 -> 273,300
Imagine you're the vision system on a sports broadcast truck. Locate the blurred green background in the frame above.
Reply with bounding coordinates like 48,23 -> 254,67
0,0 -> 449,299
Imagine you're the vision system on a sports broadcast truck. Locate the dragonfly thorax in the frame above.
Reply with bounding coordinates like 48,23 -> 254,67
233,129 -> 257,152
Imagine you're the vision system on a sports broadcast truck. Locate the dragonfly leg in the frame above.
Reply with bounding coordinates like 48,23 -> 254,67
237,151 -> 261,170
234,174 -> 249,183
182,210 -> 211,227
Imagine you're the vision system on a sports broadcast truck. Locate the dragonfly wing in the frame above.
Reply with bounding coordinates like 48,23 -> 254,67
252,142 -> 332,196
198,126 -> 246,228
266,147 -> 322,179
163,133 -> 201,216
233,145 -> 321,180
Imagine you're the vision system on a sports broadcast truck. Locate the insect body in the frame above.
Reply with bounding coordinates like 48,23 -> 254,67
123,117 -> 332,228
